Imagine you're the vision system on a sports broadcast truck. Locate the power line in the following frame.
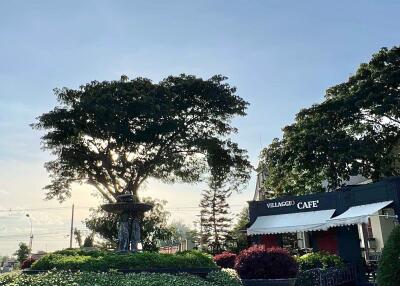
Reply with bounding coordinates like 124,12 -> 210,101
0,204 -> 246,213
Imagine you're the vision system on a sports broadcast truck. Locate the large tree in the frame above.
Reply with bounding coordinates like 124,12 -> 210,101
261,46 -> 400,197
33,74 -> 251,202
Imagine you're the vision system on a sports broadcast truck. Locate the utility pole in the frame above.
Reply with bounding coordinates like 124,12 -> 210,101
26,214 -> 33,257
69,204 -> 74,249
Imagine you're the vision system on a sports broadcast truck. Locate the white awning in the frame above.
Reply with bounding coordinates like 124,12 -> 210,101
327,201 -> 393,228
247,209 -> 336,236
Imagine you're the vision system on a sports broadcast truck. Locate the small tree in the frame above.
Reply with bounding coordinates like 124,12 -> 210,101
199,184 -> 231,254
226,207 -> 249,253
14,242 -> 29,264
83,233 -> 95,247
377,226 -> 400,286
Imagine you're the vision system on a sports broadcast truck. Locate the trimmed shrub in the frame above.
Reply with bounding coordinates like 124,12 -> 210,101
213,252 -> 237,268
296,252 -> 344,271
20,258 -> 37,269
377,226 -> 400,286
235,246 -> 298,279
207,269 -> 242,286
31,250 -> 217,271
0,271 -> 217,286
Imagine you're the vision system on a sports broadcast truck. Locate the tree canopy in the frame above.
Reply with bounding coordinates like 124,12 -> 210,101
260,46 -> 400,197
14,243 -> 29,264
33,74 -> 251,202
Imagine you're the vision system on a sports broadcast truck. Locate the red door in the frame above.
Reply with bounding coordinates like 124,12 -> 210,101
261,234 -> 280,249
315,229 -> 338,254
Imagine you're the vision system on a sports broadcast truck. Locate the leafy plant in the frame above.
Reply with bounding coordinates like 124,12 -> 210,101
0,271 -> 222,286
296,252 -> 344,271
377,226 -> 400,286
234,246 -> 298,279
213,252 -> 237,268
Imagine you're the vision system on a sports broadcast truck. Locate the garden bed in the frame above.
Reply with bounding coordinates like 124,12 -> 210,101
30,249 -> 217,272
0,269 -> 242,286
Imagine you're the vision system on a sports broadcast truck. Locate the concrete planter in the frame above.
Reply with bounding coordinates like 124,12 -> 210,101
241,278 -> 297,286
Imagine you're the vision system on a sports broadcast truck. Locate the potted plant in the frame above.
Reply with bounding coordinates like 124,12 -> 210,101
235,246 -> 298,286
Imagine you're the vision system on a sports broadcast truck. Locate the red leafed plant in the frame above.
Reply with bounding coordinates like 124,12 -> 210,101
21,257 -> 37,269
235,245 -> 299,279
213,252 -> 237,268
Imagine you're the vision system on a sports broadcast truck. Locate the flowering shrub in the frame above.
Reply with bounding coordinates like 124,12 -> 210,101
207,269 -> 242,286
21,258 -> 37,269
0,270 -> 243,286
235,246 -> 298,279
213,252 -> 237,268
296,252 -> 344,271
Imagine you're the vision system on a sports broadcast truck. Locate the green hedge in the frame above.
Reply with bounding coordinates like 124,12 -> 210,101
296,252 -> 344,271
377,226 -> 400,286
0,270 -> 241,286
31,250 -> 217,271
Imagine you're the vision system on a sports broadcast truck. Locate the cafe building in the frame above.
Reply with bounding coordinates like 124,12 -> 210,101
247,176 -> 400,281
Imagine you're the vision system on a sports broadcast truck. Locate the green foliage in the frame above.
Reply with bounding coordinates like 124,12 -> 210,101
0,271 -> 19,285
32,74 -> 251,203
377,226 -> 400,286
260,47 -> 400,197
0,271 -> 232,286
31,250 -> 217,271
206,269 -> 242,286
83,233 -> 95,248
226,207 -> 250,253
85,197 -> 173,251
14,243 -> 29,264
296,252 -> 344,271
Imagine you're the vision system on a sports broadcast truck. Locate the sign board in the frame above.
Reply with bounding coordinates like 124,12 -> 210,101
266,199 -> 320,210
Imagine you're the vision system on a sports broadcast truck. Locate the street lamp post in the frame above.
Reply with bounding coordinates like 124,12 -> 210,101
26,214 -> 33,257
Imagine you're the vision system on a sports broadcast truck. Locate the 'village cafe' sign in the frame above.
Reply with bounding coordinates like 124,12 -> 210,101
266,200 -> 320,210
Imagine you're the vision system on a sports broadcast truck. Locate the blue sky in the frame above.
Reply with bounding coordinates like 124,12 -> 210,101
0,0 -> 399,255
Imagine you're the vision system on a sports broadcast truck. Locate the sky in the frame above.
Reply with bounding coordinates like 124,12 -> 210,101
0,0 -> 399,256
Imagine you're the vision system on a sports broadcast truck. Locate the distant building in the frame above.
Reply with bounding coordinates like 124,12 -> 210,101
253,163 -> 271,201
1,257 -> 17,273
31,251 -> 47,261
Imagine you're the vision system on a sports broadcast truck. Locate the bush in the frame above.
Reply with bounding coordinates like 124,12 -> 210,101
296,252 -> 344,271
207,269 -> 242,286
0,271 -> 218,286
235,246 -> 298,279
377,226 -> 400,286
31,250 -> 217,271
20,258 -> 37,269
213,252 -> 237,268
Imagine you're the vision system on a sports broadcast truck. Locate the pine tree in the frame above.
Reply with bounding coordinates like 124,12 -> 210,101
199,184 -> 231,254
